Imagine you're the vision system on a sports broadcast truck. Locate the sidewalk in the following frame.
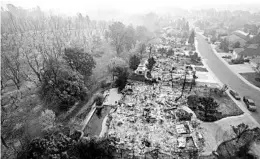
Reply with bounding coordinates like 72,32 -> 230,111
210,44 -> 260,92
194,39 -> 223,86
195,35 -> 260,127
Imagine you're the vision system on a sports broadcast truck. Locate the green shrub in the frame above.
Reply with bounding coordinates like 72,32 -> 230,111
146,57 -> 156,70
115,67 -> 129,91
176,109 -> 193,121
39,63 -> 88,111
95,94 -> 104,106
187,95 -> 222,122
129,54 -> 141,70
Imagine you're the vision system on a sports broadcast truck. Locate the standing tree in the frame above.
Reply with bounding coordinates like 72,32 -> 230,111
158,48 -> 167,56
188,29 -> 195,45
137,42 -> 146,58
220,39 -> 230,52
38,109 -> 56,134
129,54 -> 141,70
200,97 -> 220,121
233,41 -> 240,48
189,71 -> 196,93
115,67 -> 129,91
108,22 -> 126,55
63,48 -> 96,79
175,70 -> 187,102
135,26 -> 152,42
39,59 -> 88,111
232,123 -> 249,142
186,21 -> 189,31
1,49 -> 24,90
146,57 -> 156,70
124,25 -> 136,51
148,44 -> 152,58
108,57 -> 127,81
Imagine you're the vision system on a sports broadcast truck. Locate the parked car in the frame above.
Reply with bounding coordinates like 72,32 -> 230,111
222,55 -> 232,59
243,96 -> 257,111
229,90 -> 240,100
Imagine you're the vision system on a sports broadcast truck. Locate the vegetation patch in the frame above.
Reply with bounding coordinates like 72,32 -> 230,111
195,66 -> 208,72
187,95 -> 222,122
17,132 -> 117,159
216,124 -> 260,159
240,72 -> 260,88
188,86 -> 243,121
176,109 -> 193,121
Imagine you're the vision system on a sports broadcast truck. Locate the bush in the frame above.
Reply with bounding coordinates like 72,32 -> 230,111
39,109 -> 56,132
18,133 -> 117,159
231,59 -> 244,64
115,67 -> 129,91
176,109 -> 192,121
63,48 -> 96,78
129,54 -> 141,70
187,95 -> 200,109
95,94 -> 104,106
100,80 -> 111,89
39,62 -> 88,111
146,57 -> 156,70
187,95 -> 222,122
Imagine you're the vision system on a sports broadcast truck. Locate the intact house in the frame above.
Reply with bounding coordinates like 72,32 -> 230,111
233,44 -> 260,59
228,30 -> 253,48
228,34 -> 247,47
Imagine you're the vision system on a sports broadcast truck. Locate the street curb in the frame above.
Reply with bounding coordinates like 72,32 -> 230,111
194,39 -> 223,86
210,44 -> 260,92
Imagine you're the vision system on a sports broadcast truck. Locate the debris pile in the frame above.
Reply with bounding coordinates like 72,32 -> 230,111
107,82 -> 203,156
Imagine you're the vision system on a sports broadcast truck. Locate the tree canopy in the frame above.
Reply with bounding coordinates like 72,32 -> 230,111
108,57 -> 128,78
63,48 -> 96,78
39,59 -> 88,111
129,54 -> 141,70
108,22 -> 126,55
188,29 -> 195,45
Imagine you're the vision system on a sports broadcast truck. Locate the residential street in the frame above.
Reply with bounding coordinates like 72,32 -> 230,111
196,33 -> 260,124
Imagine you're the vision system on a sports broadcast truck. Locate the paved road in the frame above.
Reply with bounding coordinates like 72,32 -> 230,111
196,33 -> 260,124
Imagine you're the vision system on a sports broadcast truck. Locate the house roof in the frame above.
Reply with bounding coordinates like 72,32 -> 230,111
234,48 -> 244,54
228,34 -> 247,45
237,44 -> 260,57
233,30 -> 253,41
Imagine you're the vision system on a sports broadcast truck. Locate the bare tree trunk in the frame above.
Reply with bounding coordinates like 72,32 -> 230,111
175,72 -> 187,102
149,45 -> 152,59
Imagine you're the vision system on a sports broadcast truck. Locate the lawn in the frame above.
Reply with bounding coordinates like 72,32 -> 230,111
191,86 -> 243,119
240,72 -> 260,88
195,66 -> 208,72
215,47 -> 224,53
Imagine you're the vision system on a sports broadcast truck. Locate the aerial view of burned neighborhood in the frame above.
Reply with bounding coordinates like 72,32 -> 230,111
1,0 -> 260,158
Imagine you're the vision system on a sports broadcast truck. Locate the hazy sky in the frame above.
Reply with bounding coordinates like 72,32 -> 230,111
2,0 -> 260,15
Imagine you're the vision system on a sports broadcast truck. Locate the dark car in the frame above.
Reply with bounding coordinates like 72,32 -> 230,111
243,96 -> 257,112
229,90 -> 240,100
222,55 -> 232,59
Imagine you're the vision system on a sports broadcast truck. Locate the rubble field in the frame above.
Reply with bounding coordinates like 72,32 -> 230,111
107,82 -> 204,157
